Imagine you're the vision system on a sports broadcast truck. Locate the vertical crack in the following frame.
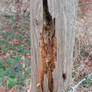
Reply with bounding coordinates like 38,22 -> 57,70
38,0 -> 57,92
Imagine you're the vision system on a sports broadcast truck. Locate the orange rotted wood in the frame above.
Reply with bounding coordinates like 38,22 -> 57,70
38,0 -> 57,92
38,12 -> 57,92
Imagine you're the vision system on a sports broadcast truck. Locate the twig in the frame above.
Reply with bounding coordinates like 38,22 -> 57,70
79,2 -> 92,6
66,73 -> 92,92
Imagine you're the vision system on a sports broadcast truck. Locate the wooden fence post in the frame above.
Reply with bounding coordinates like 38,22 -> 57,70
30,0 -> 78,92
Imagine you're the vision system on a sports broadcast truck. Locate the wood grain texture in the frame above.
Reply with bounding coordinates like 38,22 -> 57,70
30,0 -> 43,92
30,0 -> 79,92
53,0 -> 79,91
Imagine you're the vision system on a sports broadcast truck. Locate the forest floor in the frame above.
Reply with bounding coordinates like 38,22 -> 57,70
0,0 -> 31,92
72,0 -> 92,91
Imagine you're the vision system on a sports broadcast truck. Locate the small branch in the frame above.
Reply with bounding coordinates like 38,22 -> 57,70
66,73 -> 92,92
79,2 -> 92,6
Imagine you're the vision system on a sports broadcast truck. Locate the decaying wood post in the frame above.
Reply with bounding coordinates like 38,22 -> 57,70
30,0 -> 79,92
38,0 -> 57,92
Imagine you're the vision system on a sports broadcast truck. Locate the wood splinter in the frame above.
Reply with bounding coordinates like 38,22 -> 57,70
38,0 -> 57,92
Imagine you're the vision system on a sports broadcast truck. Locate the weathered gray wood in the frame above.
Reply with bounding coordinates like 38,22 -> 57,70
30,0 -> 43,92
30,0 -> 78,92
53,0 -> 79,91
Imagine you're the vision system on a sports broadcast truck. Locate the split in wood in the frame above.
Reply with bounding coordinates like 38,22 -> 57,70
38,0 -> 57,92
